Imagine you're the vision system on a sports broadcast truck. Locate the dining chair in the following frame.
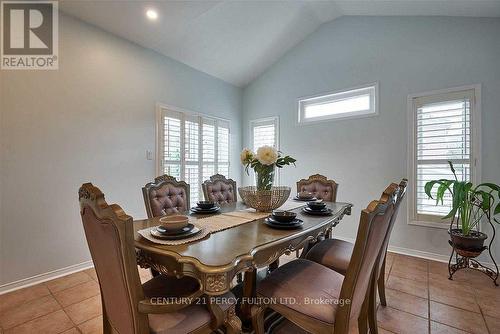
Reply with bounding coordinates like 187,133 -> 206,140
251,183 -> 399,334
296,174 -> 339,202
79,183 -> 241,334
202,174 -> 237,205
305,179 -> 407,333
142,175 -> 190,218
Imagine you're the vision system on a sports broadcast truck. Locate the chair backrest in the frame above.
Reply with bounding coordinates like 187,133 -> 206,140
79,183 -> 148,334
142,175 -> 190,218
296,174 -> 338,202
334,183 -> 399,332
375,179 -> 408,277
202,174 -> 237,204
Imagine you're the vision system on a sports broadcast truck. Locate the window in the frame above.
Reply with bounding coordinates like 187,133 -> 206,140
298,83 -> 378,123
408,86 -> 480,227
250,117 -> 279,151
156,105 -> 230,203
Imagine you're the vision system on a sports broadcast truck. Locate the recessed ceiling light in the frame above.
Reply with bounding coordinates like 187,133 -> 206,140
146,9 -> 158,21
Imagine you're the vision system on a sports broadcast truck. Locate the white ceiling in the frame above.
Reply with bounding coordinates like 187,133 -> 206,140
60,1 -> 500,87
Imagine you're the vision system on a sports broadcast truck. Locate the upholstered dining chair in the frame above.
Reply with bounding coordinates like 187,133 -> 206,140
251,183 -> 399,334
202,174 -> 237,205
142,175 -> 190,218
296,174 -> 338,202
305,179 -> 407,333
79,183 -> 241,334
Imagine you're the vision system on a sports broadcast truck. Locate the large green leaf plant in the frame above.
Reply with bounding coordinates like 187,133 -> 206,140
425,161 -> 500,236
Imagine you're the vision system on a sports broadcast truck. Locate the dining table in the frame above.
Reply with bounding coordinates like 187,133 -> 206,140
133,200 -> 352,323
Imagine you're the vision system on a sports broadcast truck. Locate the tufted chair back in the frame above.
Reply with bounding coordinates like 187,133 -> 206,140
202,174 -> 237,205
296,174 -> 338,202
142,175 -> 190,218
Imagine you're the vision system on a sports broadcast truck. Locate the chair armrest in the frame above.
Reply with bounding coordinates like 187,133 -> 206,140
138,287 -> 203,314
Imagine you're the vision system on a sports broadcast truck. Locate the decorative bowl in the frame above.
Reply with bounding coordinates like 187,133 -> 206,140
271,210 -> 297,223
197,201 -> 215,209
159,215 -> 189,231
238,186 -> 291,212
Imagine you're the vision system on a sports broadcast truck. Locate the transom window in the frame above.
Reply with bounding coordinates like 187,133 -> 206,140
408,86 -> 480,226
298,83 -> 378,124
157,106 -> 230,203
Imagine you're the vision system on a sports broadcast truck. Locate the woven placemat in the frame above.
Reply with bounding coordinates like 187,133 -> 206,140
137,224 -> 210,245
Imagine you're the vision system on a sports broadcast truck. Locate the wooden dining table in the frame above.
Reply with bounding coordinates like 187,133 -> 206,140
133,201 -> 352,322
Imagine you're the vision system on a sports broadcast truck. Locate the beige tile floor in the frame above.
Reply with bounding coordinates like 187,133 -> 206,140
0,253 -> 498,334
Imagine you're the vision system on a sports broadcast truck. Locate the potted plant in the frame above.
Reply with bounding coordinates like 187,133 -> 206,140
425,161 -> 500,254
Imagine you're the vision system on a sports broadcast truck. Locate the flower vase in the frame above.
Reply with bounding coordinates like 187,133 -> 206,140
255,165 -> 276,191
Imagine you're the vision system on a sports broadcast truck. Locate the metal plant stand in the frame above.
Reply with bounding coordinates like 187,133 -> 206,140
448,212 -> 499,286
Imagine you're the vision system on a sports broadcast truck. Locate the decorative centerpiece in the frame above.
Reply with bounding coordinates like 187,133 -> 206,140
238,146 -> 296,212
425,161 -> 500,285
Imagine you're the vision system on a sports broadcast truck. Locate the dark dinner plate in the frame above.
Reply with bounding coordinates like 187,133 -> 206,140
293,196 -> 317,202
190,206 -> 220,214
151,225 -> 201,240
156,223 -> 194,236
302,207 -> 333,216
264,217 -> 303,229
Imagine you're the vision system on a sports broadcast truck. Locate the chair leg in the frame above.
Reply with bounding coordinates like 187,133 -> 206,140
225,305 -> 242,334
251,305 -> 266,334
378,256 -> 387,307
368,276 -> 379,334
358,296 -> 369,334
102,299 -> 113,334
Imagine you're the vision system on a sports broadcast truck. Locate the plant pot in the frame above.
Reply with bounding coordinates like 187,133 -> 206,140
449,228 -> 488,254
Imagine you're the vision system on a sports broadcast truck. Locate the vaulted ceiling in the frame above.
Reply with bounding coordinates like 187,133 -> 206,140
60,1 -> 500,87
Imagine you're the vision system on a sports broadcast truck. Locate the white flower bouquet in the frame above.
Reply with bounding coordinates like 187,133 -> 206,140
240,146 -> 296,191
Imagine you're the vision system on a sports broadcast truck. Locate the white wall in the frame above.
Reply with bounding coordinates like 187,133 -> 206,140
242,17 -> 500,261
0,14 -> 242,285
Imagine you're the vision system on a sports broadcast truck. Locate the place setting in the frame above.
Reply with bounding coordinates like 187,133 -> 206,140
190,201 -> 221,215
293,191 -> 317,202
264,210 -> 303,229
302,200 -> 333,216
137,214 -> 210,245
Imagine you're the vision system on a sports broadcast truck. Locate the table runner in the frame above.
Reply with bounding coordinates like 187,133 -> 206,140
138,200 -> 307,245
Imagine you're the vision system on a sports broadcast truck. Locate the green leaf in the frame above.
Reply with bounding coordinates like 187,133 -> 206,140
495,203 -> 500,216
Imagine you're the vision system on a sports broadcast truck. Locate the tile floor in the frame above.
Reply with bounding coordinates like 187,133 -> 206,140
0,253 -> 498,334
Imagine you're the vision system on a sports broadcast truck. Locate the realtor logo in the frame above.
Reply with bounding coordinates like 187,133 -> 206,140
1,1 -> 58,69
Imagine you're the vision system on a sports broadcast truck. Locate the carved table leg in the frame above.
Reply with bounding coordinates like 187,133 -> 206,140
225,305 -> 242,334
241,269 -> 257,330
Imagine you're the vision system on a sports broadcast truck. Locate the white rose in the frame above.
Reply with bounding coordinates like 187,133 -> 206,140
256,146 -> 278,165
240,148 -> 254,164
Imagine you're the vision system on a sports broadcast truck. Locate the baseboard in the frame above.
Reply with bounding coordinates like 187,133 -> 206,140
0,260 -> 94,295
334,236 -> 495,267
319,236 -> 452,263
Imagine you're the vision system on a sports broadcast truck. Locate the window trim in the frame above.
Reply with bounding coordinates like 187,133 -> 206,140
406,84 -> 482,229
155,103 -> 231,195
249,116 -> 280,151
297,82 -> 379,125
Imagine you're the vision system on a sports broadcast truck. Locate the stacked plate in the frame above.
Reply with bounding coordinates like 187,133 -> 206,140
151,215 -> 201,240
293,191 -> 317,202
302,200 -> 333,216
190,201 -> 220,214
264,210 -> 303,229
